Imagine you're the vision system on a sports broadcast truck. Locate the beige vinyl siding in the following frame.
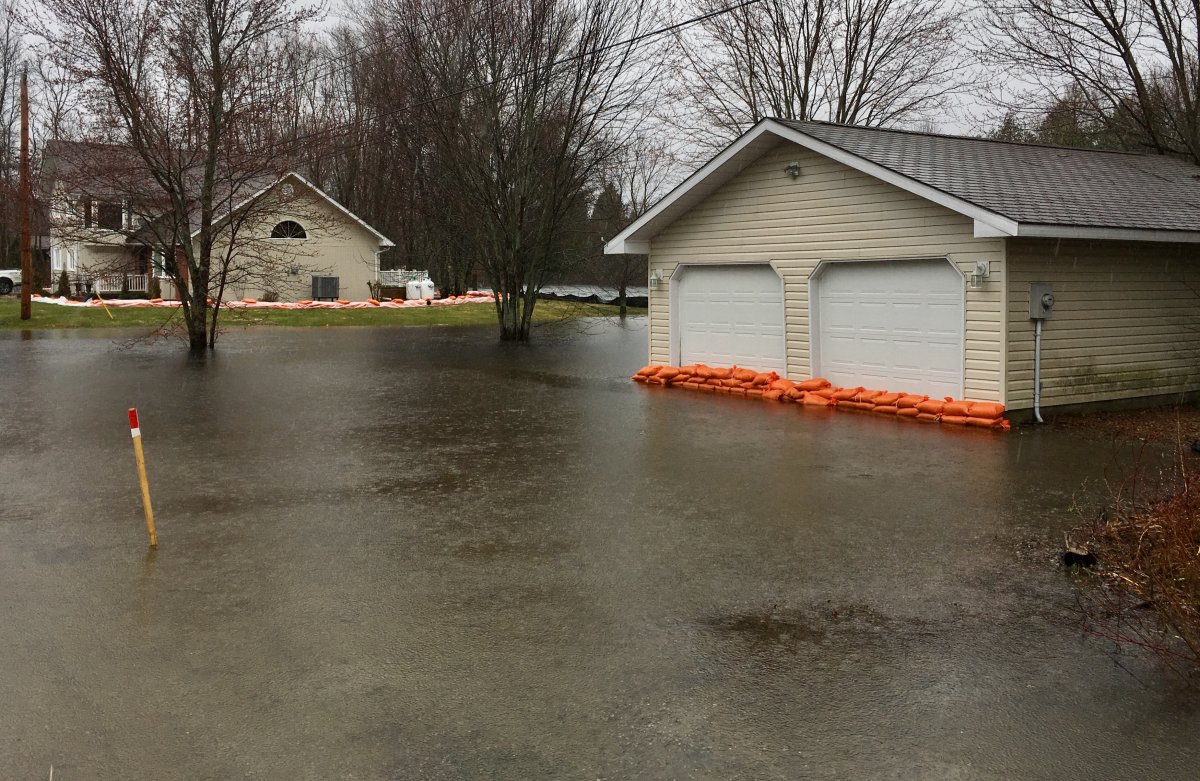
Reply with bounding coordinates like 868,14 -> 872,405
1006,238 -> 1200,409
647,140 -> 1007,402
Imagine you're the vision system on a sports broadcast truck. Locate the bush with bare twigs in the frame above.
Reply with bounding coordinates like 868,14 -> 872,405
1073,453 -> 1200,677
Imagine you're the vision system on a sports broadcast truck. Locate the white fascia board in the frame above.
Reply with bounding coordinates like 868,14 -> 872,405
974,220 -> 1015,238
1015,223 -> 1200,244
604,122 -> 781,255
604,119 -> 1020,254
289,173 -> 395,247
192,172 -> 396,248
766,122 -> 1020,236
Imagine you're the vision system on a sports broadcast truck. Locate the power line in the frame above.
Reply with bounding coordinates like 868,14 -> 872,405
271,0 -> 763,156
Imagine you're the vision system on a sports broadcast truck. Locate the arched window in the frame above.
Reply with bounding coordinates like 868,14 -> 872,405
270,220 -> 307,239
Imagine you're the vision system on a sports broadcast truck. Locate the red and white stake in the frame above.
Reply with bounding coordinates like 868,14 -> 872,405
128,408 -> 158,549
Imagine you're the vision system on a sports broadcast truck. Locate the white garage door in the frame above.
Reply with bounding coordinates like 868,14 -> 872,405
676,264 -> 785,373
815,259 -> 963,398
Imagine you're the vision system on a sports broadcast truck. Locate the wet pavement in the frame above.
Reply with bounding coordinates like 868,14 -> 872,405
0,320 -> 1197,779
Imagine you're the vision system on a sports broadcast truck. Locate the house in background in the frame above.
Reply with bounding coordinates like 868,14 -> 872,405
41,140 -> 393,301
606,118 -> 1200,418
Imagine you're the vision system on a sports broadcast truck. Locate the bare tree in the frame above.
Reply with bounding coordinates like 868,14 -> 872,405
389,0 -> 659,340
34,0 -> 320,351
980,0 -> 1200,163
0,0 -> 21,269
666,0 -> 969,152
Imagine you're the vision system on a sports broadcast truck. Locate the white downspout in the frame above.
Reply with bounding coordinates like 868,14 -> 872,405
1033,318 -> 1044,423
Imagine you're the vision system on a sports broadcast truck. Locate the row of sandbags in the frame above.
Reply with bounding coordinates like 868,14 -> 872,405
32,292 -> 496,309
632,364 -> 1010,431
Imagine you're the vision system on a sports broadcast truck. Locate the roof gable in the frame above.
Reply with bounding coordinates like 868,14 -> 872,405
606,120 -> 1200,253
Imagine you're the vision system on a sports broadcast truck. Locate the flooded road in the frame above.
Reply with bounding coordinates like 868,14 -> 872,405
1,320 -> 1196,779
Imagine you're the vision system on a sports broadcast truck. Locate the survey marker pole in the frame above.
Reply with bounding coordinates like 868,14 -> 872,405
128,409 -> 158,548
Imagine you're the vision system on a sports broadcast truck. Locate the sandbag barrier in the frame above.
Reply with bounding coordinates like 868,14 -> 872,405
632,364 -> 1010,431
30,292 -> 497,309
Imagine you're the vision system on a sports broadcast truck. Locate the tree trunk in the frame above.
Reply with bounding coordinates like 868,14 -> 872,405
186,299 -> 207,353
618,280 -> 627,318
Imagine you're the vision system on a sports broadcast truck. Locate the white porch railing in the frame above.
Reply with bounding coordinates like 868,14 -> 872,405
378,269 -> 429,286
94,274 -> 148,293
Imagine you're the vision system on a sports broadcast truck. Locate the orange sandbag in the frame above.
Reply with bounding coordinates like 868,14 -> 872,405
336,299 -> 350,305
800,393 -> 833,406
830,387 -> 863,401
896,394 -> 928,409
706,378 -> 724,387
149,298 -> 164,303
367,298 -> 381,306
966,416 -> 1002,428
897,407 -> 920,418
241,298 -> 258,304
785,386 -> 806,400
680,365 -> 699,375
943,400 -> 972,417
873,405 -> 899,415
941,415 -> 969,425
916,412 -> 940,423
967,402 -> 1006,419
770,379 -> 797,392
842,401 -> 875,411
733,368 -> 757,382
853,389 -> 886,403
391,298 -> 404,304
631,374 -> 647,382
728,386 -> 746,396
683,382 -> 702,391
695,365 -> 713,379
657,367 -> 681,380
697,384 -> 716,393
714,385 -> 731,394
745,388 -> 764,399
636,365 -> 661,377
762,389 -> 785,401
669,374 -> 690,385
809,387 -> 839,399
298,300 -> 314,305
740,381 -> 756,390
751,372 -> 778,386
874,392 -> 903,406
710,367 -> 733,380
797,378 -> 831,391
916,399 -> 945,415
722,377 -> 742,388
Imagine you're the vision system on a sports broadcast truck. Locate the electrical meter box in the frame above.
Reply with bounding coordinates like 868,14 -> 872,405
1029,283 -> 1055,319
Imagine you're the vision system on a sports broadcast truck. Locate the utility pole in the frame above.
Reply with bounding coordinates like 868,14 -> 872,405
19,63 -> 31,321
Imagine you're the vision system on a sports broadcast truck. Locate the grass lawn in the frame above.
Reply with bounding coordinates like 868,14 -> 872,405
0,298 -> 644,330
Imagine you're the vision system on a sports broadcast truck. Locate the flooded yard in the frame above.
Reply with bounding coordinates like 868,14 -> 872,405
0,319 -> 1196,779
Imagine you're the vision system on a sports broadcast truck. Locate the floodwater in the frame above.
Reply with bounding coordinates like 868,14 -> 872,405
0,320 -> 1196,779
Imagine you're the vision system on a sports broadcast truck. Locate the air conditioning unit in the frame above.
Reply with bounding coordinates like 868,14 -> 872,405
311,276 -> 339,300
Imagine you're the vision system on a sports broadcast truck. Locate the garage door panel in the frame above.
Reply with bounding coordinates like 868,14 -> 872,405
677,265 -> 785,373
816,260 -> 963,397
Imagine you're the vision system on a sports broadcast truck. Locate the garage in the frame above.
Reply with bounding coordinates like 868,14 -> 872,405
674,264 -> 785,373
813,259 -> 964,398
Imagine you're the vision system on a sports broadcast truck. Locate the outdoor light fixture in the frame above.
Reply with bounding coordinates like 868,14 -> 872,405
784,162 -> 802,179
649,269 -> 663,288
969,260 -> 991,288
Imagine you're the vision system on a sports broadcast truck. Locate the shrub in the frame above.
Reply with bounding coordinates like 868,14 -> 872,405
1073,456 -> 1200,675
260,289 -> 280,302
147,276 -> 162,299
55,268 -> 70,298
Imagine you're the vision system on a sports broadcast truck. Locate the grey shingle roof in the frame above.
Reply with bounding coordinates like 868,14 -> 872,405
775,119 -> 1200,233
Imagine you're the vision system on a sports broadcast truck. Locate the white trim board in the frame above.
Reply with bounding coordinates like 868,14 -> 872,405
606,118 -> 1200,253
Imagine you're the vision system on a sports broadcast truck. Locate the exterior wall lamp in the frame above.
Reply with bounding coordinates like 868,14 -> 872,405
784,162 -> 802,179
969,260 -> 991,288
